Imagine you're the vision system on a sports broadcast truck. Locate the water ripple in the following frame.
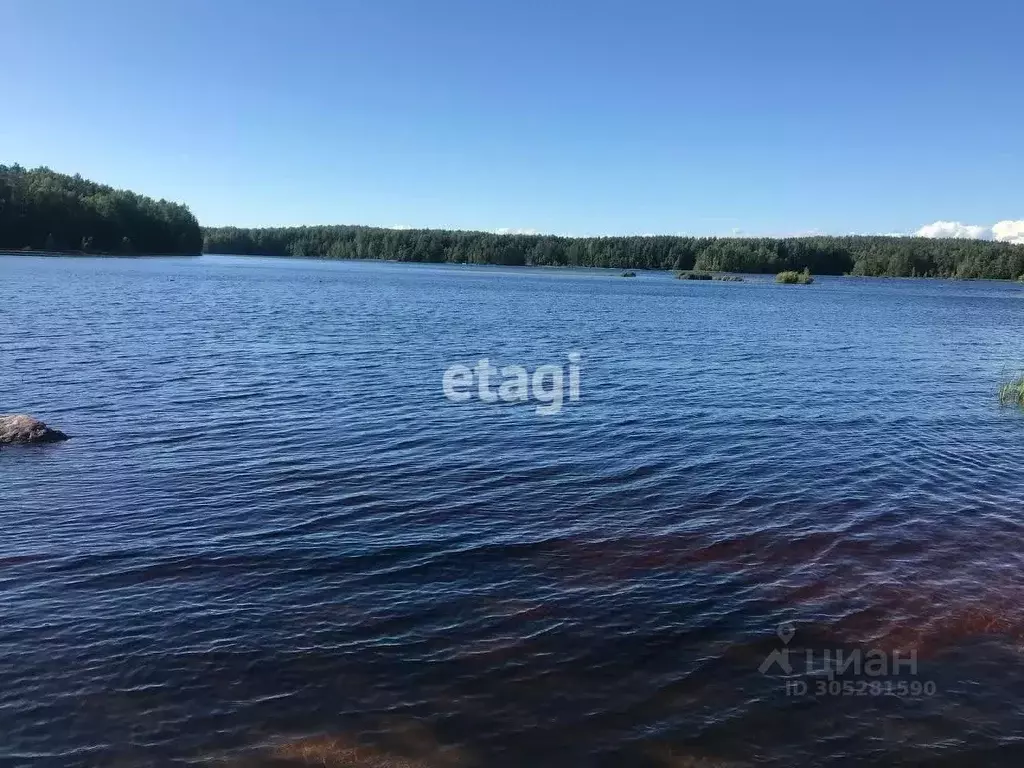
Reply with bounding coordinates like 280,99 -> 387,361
2,256 -> 1024,766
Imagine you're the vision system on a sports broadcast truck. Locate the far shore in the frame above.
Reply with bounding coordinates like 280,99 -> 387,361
0,248 -> 201,258
5,249 -> 1024,283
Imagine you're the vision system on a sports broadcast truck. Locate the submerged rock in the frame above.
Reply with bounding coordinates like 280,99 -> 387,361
0,414 -> 69,445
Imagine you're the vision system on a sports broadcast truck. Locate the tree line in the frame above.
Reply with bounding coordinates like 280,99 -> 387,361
2,164 -> 1021,278
0,165 -> 202,255
202,225 -> 1024,279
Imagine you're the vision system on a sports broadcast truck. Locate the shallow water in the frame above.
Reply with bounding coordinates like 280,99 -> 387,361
3,254 -> 1024,767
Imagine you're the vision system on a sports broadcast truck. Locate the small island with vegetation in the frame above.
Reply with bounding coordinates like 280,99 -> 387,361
776,268 -> 815,284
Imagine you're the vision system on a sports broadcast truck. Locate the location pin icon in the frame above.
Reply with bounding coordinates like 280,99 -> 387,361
777,623 -> 796,645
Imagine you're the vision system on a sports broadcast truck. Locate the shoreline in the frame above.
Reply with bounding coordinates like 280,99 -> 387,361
205,252 -> 1024,282
6,248 -> 1024,282
0,248 -> 202,258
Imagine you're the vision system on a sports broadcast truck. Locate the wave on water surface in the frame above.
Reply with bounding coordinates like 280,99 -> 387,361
3,256 -> 1024,766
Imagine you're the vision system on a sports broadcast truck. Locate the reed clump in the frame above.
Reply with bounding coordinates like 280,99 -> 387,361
621,271 -> 637,277
998,374 -> 1024,407
776,268 -> 814,284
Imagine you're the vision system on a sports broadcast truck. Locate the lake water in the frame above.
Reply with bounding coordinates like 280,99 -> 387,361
3,254 -> 1024,767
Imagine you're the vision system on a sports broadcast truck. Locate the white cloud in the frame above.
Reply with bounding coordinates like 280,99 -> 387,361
494,227 -> 540,235
992,220 -> 1024,244
914,221 -> 991,240
909,219 -> 1024,244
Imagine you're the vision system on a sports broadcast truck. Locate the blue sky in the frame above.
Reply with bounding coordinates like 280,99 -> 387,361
2,0 -> 1022,239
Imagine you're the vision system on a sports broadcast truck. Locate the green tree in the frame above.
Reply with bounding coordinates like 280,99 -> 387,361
0,165 -> 202,255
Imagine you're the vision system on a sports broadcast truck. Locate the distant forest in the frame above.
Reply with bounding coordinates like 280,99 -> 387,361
0,165 -> 202,255
203,225 -> 1024,279
3,165 -> 1022,279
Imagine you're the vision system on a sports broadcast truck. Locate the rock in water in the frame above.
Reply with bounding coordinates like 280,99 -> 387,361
0,414 -> 69,445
